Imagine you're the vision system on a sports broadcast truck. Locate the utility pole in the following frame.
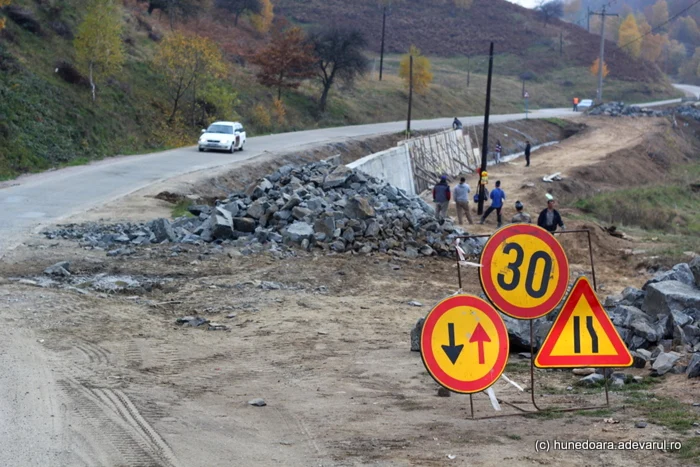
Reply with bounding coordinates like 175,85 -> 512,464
590,6 -> 618,103
379,6 -> 387,81
559,31 -> 563,56
477,42 -> 494,216
466,56 -> 471,89
406,55 -> 413,136
587,7 -> 590,33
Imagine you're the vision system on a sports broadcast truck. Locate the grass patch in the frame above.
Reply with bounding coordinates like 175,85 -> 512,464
678,437 -> 700,464
544,117 -> 569,128
171,200 -> 194,219
626,393 -> 700,432
505,434 -> 522,440
61,157 -> 92,168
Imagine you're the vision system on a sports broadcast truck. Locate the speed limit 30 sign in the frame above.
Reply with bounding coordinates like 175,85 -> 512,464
480,224 -> 570,320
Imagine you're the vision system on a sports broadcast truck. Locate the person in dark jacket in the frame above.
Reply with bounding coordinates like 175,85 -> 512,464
537,199 -> 565,233
433,175 -> 451,220
479,180 -> 505,228
525,140 -> 531,167
453,118 -> 463,130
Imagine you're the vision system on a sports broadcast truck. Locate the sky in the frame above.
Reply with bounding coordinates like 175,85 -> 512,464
506,0 -> 539,8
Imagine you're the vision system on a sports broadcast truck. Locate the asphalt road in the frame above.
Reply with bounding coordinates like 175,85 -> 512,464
0,85 -> 696,254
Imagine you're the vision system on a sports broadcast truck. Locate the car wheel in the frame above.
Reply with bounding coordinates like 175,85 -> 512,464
229,143 -> 235,154
239,143 -> 244,152
199,147 -> 204,152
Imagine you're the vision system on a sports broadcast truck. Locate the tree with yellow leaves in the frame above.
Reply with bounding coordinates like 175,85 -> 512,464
618,14 -> 641,58
399,45 -> 433,95
153,32 -> 226,124
590,58 -> 609,78
74,0 -> 126,102
0,0 -> 10,30
250,0 -> 273,33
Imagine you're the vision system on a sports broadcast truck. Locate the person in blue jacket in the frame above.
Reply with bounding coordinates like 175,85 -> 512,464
480,180 -> 505,228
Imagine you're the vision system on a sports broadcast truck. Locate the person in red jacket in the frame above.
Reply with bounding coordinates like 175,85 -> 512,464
433,175 -> 451,220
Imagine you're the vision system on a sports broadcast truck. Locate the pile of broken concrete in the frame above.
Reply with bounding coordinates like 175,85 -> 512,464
411,257 -> 700,380
589,101 -> 700,121
45,160 -> 466,257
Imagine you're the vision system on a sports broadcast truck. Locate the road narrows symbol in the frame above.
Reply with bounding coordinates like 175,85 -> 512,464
573,316 -> 599,354
441,323 -> 463,364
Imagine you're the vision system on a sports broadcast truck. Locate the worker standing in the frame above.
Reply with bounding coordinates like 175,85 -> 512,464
432,175 -> 451,221
495,140 -> 503,164
537,198 -> 565,233
480,180 -> 505,228
453,177 -> 473,225
524,140 -> 531,167
573,97 -> 579,112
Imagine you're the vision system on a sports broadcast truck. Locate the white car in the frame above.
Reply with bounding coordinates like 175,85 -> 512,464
577,99 -> 594,111
198,121 -> 246,153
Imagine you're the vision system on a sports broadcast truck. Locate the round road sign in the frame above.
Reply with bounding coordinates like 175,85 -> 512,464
420,295 -> 509,394
480,224 -> 569,320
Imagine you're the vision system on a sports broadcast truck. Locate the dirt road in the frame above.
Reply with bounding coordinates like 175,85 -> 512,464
0,116 -> 697,466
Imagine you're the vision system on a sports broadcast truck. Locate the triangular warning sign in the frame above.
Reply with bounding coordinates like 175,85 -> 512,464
535,277 -> 633,368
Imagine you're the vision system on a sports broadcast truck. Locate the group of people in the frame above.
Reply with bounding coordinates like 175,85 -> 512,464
452,118 -> 531,166
432,176 -> 565,232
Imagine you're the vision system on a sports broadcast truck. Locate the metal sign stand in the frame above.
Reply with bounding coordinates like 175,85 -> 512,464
454,230 -> 614,419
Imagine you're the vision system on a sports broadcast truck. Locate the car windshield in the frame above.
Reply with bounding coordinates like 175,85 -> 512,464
207,125 -> 234,134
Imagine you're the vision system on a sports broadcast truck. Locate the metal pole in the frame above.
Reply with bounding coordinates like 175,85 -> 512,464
477,42 -> 494,216
406,55 -> 413,136
587,7 -> 590,32
586,230 -> 598,292
596,6 -> 607,103
379,7 -> 386,81
469,394 -> 474,419
529,320 -> 543,411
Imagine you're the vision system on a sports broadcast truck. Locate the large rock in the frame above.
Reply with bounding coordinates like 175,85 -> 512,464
687,353 -> 700,378
246,199 -> 269,219
609,305 -> 648,327
651,351 -> 681,375
147,218 -> 177,243
323,165 -> 353,189
314,215 -> 336,238
630,318 -> 659,343
245,178 -> 273,199
644,263 -> 696,289
210,208 -> 235,239
410,317 -> 425,352
344,196 -> 376,220
232,217 -> 256,233
187,205 -> 211,217
44,261 -> 71,277
690,256 -> 700,288
643,281 -> 700,317
283,222 -> 314,243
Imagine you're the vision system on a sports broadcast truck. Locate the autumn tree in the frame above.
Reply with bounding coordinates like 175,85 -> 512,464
536,0 -> 564,27
143,0 -> 210,28
0,0 -> 10,30
398,45 -> 433,95
74,0 -> 125,102
310,28 -> 368,113
250,26 -> 316,100
215,0 -> 261,25
662,39 -> 687,75
590,58 -> 609,78
250,0 -> 273,33
153,32 -> 226,124
618,14 -> 642,57
680,46 -> 700,84
671,16 -> 700,46
563,0 -> 581,22
651,0 -> 669,32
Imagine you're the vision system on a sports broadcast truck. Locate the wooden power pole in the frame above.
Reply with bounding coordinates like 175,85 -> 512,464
379,7 -> 387,81
406,55 -> 413,136
590,6 -> 618,103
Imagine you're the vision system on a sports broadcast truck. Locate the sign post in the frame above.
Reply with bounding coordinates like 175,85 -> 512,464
524,91 -> 530,119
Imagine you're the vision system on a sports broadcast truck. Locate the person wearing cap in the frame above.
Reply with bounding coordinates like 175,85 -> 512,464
480,180 -> 505,228
432,175 -> 451,220
511,201 -> 532,224
453,177 -> 473,225
538,198 -> 565,233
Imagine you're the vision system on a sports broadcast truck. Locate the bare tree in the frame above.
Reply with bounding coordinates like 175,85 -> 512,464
309,28 -> 368,113
536,0 -> 564,27
215,0 -> 261,25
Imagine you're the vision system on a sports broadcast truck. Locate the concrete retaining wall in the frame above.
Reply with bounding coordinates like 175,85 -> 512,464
346,145 -> 416,196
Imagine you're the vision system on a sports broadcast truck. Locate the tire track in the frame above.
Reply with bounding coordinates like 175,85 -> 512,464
59,379 -> 180,467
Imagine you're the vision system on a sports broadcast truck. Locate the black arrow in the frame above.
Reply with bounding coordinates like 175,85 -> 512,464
441,323 -> 464,364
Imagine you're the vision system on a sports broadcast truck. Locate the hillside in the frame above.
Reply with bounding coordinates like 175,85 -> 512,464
0,0 -> 681,180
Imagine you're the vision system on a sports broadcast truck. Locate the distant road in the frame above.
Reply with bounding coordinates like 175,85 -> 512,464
0,84 -> 697,253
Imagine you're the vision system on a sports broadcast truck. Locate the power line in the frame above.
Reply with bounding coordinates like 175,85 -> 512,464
617,0 -> 700,50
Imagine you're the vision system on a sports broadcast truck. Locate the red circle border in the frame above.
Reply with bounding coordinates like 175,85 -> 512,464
420,295 -> 509,394
479,224 -> 569,320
